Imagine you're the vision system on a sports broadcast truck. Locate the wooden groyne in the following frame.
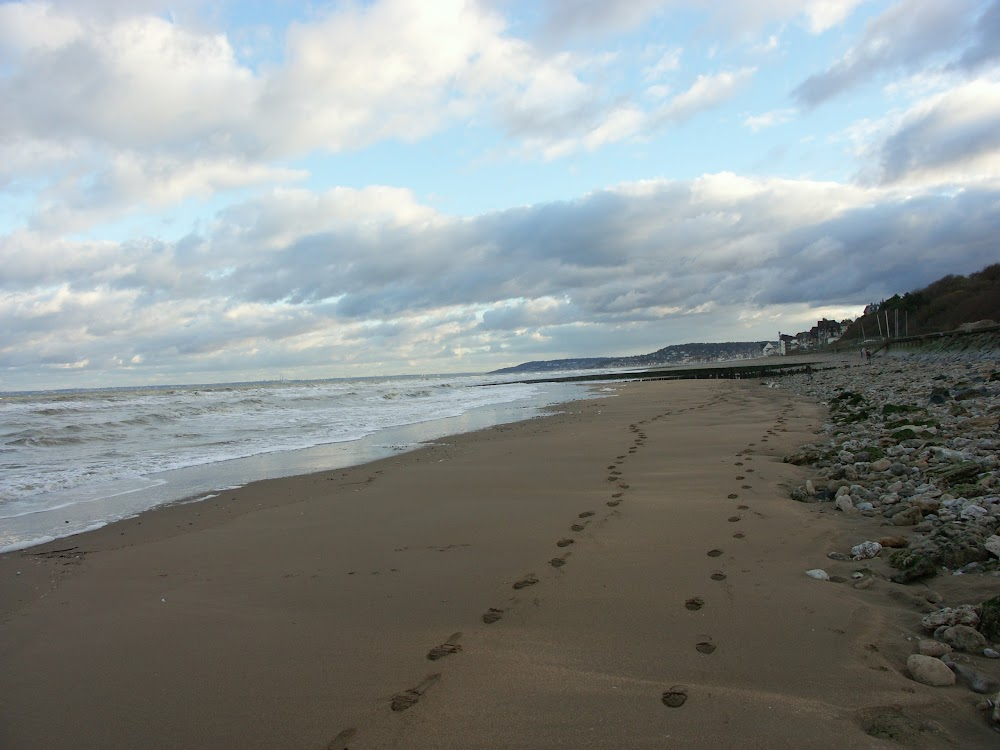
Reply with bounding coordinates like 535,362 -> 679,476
481,359 -> 827,387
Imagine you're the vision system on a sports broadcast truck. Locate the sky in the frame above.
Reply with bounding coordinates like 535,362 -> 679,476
2,0 -> 999,390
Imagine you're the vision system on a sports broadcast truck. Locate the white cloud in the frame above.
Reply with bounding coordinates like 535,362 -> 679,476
743,108 -> 797,131
643,47 -> 682,80
0,1 -> 637,231
802,0 -> 868,33
655,68 -> 756,123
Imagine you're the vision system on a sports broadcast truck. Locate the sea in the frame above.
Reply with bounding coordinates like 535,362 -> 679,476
0,373 -> 606,553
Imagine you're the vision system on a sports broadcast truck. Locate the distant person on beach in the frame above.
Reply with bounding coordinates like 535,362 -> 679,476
805,364 -> 813,379
865,348 -> 871,364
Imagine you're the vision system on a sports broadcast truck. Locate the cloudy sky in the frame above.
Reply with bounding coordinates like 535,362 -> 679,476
2,0 -> 999,389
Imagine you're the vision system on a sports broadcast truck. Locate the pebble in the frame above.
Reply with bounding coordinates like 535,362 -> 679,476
805,569 -> 830,581
775,351 -> 1000,692
779,352 -> 1000,579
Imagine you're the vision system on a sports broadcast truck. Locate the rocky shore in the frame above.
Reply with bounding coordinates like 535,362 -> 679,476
777,349 -> 1000,730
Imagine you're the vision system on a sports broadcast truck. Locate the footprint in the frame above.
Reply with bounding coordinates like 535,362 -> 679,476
734,461 -> 744,466
578,511 -> 595,518
684,597 -> 704,611
556,538 -> 575,547
727,493 -> 739,499
662,686 -> 688,708
706,549 -> 723,557
727,516 -> 741,522
618,483 -> 630,489
741,485 -> 752,489
733,532 -> 745,539
513,575 -> 538,590
426,633 -> 462,661
606,499 -> 621,507
610,492 -> 623,498
482,608 -> 504,624
695,641 -> 717,654
391,673 -> 441,712
325,727 -> 357,750
737,504 -> 748,510
549,556 -> 567,568
570,523 -> 586,532
710,572 -> 727,581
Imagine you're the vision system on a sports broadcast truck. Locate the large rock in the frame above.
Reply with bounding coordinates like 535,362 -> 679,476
870,457 -> 892,472
878,535 -> 909,548
889,551 -> 938,583
940,625 -> 989,652
985,535 -> 1000,559
891,506 -> 923,526
980,595 -> 1000,642
917,640 -> 952,657
906,655 -> 956,686
921,605 -> 980,632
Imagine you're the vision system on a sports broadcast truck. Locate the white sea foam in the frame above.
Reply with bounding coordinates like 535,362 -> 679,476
0,373 -> 599,551
0,522 -> 109,554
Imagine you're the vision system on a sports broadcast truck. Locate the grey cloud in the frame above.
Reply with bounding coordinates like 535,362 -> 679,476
793,0 -> 975,107
765,190 -> 1000,304
208,179 -> 1000,322
535,0 -> 669,39
955,0 -> 1000,70
5,176 -> 999,387
878,105 -> 1000,183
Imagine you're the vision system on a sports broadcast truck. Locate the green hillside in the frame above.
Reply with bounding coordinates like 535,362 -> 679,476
842,264 -> 1000,341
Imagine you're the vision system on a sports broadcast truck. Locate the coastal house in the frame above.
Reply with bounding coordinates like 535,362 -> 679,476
762,342 -> 779,356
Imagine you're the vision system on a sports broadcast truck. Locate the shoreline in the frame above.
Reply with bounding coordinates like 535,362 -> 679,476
1,374 -> 997,748
0,379 -> 600,555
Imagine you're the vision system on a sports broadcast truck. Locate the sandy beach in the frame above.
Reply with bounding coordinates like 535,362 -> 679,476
1,376 -> 996,749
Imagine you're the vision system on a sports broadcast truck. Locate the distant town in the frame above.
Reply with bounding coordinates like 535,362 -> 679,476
771,316 -> 851,356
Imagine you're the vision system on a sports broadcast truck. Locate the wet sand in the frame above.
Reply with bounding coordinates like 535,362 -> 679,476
0,378 -> 993,748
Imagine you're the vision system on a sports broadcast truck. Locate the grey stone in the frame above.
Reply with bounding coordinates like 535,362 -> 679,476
906,654 -> 956,686
949,662 -> 1000,694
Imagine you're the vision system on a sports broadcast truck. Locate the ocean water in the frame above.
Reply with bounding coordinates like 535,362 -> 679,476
0,373 -> 602,552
